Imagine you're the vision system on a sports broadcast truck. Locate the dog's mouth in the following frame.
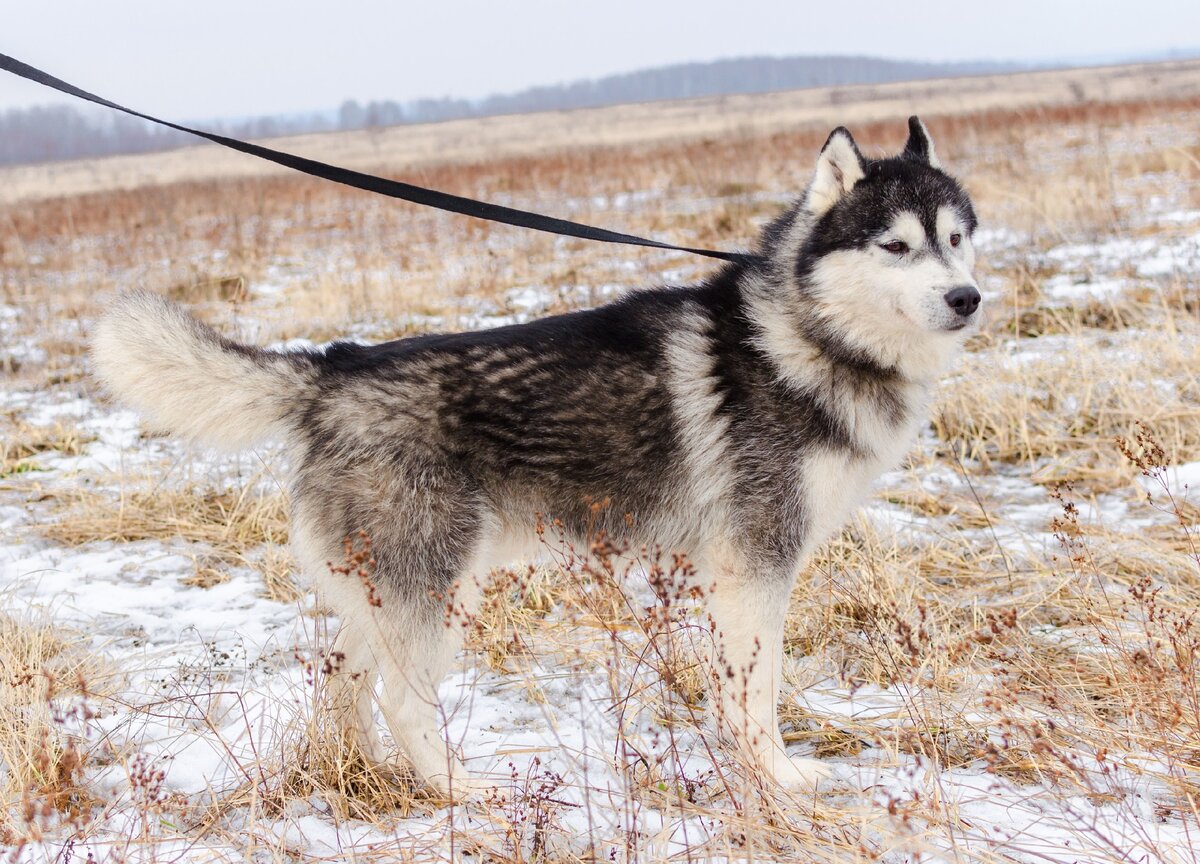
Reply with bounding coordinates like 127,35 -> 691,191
942,312 -> 982,332
895,303 -> 975,334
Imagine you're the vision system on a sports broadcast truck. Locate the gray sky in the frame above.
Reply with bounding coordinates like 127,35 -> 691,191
2,0 -> 1198,119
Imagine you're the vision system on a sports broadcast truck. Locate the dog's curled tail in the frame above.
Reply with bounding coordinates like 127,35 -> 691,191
91,291 -> 315,451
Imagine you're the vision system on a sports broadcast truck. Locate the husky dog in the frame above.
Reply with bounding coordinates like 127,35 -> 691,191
92,117 -> 980,796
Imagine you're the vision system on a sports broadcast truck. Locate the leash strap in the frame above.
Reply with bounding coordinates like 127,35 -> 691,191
1,52 -> 753,264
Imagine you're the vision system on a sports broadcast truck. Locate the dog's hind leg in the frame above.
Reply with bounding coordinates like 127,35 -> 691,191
295,459 -> 502,797
326,623 -> 387,764
293,510 -> 390,764
344,484 -> 501,799
369,554 -> 496,798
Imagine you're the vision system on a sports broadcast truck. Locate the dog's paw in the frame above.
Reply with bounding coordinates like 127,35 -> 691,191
770,755 -> 831,789
355,736 -> 389,766
458,774 -> 511,802
427,770 -> 510,802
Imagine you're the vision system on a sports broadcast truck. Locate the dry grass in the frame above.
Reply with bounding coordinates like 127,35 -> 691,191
3,91 -> 1199,365
44,477 -> 288,553
0,608 -> 116,851
251,546 -> 307,605
214,627 -> 433,829
5,58 -> 1198,207
0,417 -> 93,477
3,73 -> 1200,862
936,328 -> 1200,478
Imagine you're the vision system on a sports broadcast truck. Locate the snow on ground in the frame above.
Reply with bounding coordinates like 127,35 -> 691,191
4,193 -> 1200,861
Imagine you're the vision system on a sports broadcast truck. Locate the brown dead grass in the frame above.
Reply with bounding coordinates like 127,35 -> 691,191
0,608 -> 116,846
5,58 -> 1198,206
3,76 -> 1200,862
935,324 -> 1200,482
44,480 -> 288,553
252,547 -> 307,605
0,418 -> 93,477
4,90 -> 1200,361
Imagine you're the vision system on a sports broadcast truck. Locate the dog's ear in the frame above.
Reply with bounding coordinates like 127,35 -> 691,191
805,127 -> 866,216
902,116 -> 942,169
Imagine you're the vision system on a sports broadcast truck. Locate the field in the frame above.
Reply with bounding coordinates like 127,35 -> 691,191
4,61 -> 1200,862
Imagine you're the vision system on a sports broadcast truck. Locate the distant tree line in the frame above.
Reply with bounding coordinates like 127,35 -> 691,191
333,55 -> 1025,133
0,54 -> 1024,167
0,104 -> 337,166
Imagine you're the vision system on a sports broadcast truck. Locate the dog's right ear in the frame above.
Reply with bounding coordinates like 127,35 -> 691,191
805,127 -> 866,216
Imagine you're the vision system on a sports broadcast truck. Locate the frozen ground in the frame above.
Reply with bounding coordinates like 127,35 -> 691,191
4,128 -> 1200,862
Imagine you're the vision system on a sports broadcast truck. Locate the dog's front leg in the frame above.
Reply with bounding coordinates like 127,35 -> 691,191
705,570 -> 828,789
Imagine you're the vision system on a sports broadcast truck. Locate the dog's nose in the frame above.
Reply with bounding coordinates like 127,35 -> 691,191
944,286 -> 981,317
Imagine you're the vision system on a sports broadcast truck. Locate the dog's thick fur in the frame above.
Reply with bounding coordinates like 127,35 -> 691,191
92,118 -> 980,795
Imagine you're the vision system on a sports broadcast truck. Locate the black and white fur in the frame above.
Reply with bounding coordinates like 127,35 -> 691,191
92,117 -> 980,796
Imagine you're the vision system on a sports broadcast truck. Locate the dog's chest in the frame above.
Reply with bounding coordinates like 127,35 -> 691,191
797,387 -> 927,550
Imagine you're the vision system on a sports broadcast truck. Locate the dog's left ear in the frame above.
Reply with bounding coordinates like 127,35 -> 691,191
902,116 -> 942,169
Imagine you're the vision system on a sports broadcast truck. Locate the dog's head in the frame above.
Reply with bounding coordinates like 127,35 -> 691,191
761,118 -> 980,373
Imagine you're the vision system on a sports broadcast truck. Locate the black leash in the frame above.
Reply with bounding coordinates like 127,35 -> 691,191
1,52 -> 753,265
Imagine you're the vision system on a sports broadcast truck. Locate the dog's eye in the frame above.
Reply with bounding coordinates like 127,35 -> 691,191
949,233 -> 962,248
881,240 -> 909,255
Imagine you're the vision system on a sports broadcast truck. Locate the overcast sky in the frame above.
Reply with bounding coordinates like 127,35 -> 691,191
2,1 -> 1198,120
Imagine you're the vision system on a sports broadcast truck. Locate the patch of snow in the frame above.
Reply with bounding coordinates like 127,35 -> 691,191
1043,273 -> 1129,301
1136,461 -> 1200,504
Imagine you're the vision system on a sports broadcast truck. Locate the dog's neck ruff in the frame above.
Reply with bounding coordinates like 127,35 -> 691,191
741,269 -> 957,391
737,266 -> 960,463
